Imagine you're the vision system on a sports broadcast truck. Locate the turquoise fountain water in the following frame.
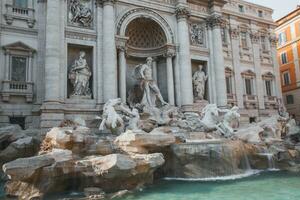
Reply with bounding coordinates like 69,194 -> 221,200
1,171 -> 300,199
121,171 -> 300,200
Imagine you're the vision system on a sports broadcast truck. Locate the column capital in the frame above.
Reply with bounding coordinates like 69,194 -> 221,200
250,32 -> 260,44
96,0 -> 117,6
116,35 -> 128,52
175,5 -> 191,20
164,47 -> 176,58
206,15 -> 225,29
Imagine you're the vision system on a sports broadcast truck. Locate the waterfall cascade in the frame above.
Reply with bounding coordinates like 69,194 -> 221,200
257,152 -> 279,171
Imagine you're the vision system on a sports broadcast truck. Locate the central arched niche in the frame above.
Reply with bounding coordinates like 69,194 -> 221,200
124,17 -> 169,102
125,18 -> 167,49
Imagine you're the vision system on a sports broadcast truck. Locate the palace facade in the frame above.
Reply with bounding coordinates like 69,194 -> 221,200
0,0 -> 282,129
276,6 -> 300,120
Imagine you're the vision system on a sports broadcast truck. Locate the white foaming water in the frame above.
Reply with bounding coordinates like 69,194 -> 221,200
164,170 -> 262,182
257,153 -> 279,171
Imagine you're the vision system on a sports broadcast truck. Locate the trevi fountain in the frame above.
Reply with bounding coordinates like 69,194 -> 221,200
0,0 -> 300,200
0,56 -> 300,200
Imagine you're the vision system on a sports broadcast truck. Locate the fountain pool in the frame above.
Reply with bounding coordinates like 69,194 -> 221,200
1,171 -> 300,200
125,171 -> 300,200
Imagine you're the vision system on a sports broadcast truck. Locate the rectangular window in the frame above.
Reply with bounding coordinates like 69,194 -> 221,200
13,0 -> 28,8
258,10 -> 263,17
239,5 -> 244,13
278,32 -> 287,46
245,78 -> 252,95
241,32 -> 248,48
265,80 -> 272,96
261,36 -> 267,51
226,76 -> 232,94
286,95 -> 294,104
11,56 -> 27,82
221,28 -> 227,44
282,71 -> 291,86
281,52 -> 288,64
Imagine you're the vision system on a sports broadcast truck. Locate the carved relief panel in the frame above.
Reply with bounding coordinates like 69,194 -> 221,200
68,0 -> 93,28
189,23 -> 206,47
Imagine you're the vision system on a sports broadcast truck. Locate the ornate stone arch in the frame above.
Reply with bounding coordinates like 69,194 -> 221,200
116,7 -> 175,44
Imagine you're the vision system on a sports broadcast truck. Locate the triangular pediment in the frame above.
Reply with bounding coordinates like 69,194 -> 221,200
3,41 -> 36,52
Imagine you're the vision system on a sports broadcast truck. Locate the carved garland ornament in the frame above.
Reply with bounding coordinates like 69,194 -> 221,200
189,23 -> 206,47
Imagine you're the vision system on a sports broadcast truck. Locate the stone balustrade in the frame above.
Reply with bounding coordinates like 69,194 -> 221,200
4,4 -> 35,28
227,93 -> 237,107
243,94 -> 258,109
1,80 -> 34,103
264,96 -> 278,109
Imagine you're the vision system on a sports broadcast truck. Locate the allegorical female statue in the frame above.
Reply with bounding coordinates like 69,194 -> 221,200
193,64 -> 208,101
69,51 -> 92,98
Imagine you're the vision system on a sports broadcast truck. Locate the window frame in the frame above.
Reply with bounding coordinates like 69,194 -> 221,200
241,31 -> 248,49
238,5 -> 245,13
258,10 -> 263,18
265,80 -> 272,96
286,95 -> 294,105
245,78 -> 253,95
281,52 -> 288,65
13,0 -> 28,8
282,71 -> 291,86
278,32 -> 287,46
10,55 -> 28,82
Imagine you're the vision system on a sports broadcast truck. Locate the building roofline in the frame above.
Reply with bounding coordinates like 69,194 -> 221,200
276,6 -> 300,25
241,0 -> 274,12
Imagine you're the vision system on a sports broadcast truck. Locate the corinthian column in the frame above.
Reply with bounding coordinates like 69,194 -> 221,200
116,36 -> 128,103
207,15 -> 227,107
165,48 -> 176,105
44,0 -> 61,102
175,4 -> 194,106
102,0 -> 118,102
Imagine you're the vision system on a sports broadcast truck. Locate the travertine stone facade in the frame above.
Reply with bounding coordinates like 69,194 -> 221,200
0,0 -> 282,128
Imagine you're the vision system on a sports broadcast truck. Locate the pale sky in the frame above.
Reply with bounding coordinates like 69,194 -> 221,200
246,0 -> 300,20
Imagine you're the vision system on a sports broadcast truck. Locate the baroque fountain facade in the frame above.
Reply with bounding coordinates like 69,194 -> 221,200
0,0 -> 300,200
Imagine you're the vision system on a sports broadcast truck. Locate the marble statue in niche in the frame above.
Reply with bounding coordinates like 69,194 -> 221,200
134,57 -> 168,108
68,51 -> 92,98
190,23 -> 205,46
193,64 -> 208,101
69,0 -> 93,27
